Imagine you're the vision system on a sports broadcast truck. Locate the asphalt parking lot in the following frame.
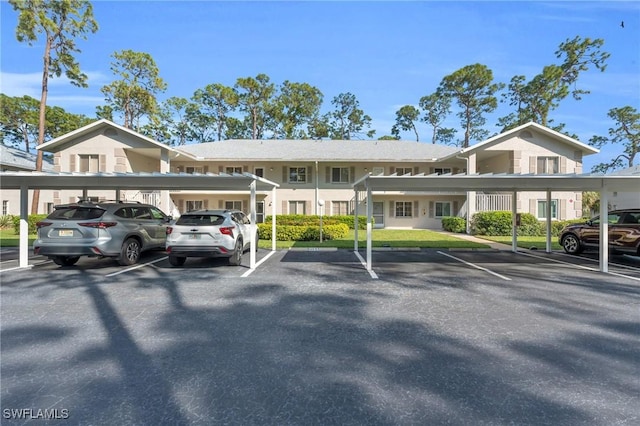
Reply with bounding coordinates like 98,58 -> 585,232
1,247 -> 639,425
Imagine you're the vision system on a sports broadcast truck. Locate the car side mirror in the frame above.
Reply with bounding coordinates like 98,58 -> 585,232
586,220 -> 593,226
164,216 -> 173,223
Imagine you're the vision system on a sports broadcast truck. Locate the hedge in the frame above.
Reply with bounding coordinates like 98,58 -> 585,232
257,223 -> 349,241
470,211 -> 589,237
12,214 -> 48,235
263,214 -> 369,230
441,216 -> 466,233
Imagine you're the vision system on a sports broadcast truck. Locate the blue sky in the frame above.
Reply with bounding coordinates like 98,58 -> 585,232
1,1 -> 639,171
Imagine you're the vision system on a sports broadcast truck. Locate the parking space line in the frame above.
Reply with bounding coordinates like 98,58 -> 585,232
518,251 -> 640,282
241,251 -> 276,277
105,256 -> 168,277
353,251 -> 378,279
437,251 -> 511,281
554,251 -> 640,272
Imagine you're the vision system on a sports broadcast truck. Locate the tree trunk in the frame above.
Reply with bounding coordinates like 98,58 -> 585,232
31,36 -> 52,214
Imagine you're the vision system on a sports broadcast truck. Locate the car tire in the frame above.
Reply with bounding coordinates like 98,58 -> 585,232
52,256 -> 80,266
561,234 -> 584,255
169,255 -> 186,267
118,238 -> 141,265
228,239 -> 242,266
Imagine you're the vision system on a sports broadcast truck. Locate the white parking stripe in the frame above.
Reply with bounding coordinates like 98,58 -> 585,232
353,251 -> 378,279
105,256 -> 168,277
518,251 -> 640,282
241,251 -> 276,277
437,251 -> 511,281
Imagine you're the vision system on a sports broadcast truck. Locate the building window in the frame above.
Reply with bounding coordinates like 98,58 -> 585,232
537,200 -> 558,220
226,166 -> 243,174
331,167 -> 350,183
332,201 -> 349,216
395,201 -> 413,217
435,202 -> 451,218
186,200 -> 203,211
288,201 -> 306,214
224,201 -> 242,211
395,167 -> 412,176
79,154 -> 99,172
186,166 -> 203,174
289,167 -> 307,183
434,168 -> 451,175
254,167 -> 264,178
536,157 -> 559,174
2,200 -> 8,216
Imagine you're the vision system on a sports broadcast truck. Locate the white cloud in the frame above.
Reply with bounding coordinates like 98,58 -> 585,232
0,70 -> 109,97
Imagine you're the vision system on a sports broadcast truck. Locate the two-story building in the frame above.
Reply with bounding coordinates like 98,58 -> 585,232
25,119 -> 599,228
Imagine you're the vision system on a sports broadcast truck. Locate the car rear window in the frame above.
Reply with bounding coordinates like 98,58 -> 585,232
48,207 -> 105,220
176,215 -> 225,226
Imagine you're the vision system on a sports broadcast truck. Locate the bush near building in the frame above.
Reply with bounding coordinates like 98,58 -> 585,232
12,214 -> 48,235
441,216 -> 466,233
257,223 -> 349,241
264,214 -> 369,230
470,211 -> 588,237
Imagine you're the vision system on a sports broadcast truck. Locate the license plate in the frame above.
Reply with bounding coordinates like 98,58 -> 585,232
189,234 -> 201,240
59,230 -> 74,237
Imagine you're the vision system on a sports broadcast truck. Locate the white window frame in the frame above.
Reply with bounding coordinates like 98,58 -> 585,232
395,167 -> 412,176
186,166 -> 203,174
254,167 -> 265,178
395,201 -> 413,218
226,166 -> 243,174
536,157 -> 559,174
288,167 -> 307,183
224,200 -> 243,211
2,200 -> 8,216
288,201 -> 306,214
372,167 -> 384,176
435,201 -> 452,218
79,154 -> 99,173
434,167 -> 452,175
186,200 -> 204,211
331,167 -> 350,183
331,201 -> 349,216
536,199 -> 558,220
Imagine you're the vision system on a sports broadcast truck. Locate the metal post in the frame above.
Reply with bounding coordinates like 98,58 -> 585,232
599,186 -> 609,273
250,180 -> 256,269
511,191 -> 517,253
271,187 -> 276,251
366,184 -> 372,271
546,190 -> 552,253
354,189 -> 359,251
19,184 -> 29,268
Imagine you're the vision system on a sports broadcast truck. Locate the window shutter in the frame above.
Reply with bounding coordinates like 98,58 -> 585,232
389,166 -> 395,174
560,157 -> 567,174
178,199 -> 184,212
99,154 -> 107,172
307,166 -> 312,183
350,166 -> 355,182
429,201 -> 434,218
218,165 -> 224,173
529,156 -> 536,174
204,200 -> 209,209
413,200 -> 419,217
453,201 -> 459,215
69,155 -> 76,172
203,166 -> 209,173
243,165 -> 249,172
529,199 -> 536,215
218,200 -> 223,209
389,201 -> 395,217
560,199 -> 567,220
326,167 -> 331,183
305,200 -> 311,214
282,167 -> 287,182
282,200 -> 287,214
413,167 -> 419,175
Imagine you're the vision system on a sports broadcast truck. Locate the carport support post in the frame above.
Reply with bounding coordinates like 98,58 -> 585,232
546,190 -> 552,253
19,184 -> 29,268
511,191 -> 517,253
366,184 -> 372,271
250,180 -> 256,269
271,187 -> 276,251
353,188 -> 359,252
599,187 -> 609,273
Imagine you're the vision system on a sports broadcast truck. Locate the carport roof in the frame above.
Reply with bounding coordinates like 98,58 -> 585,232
0,171 -> 279,191
353,172 -> 640,192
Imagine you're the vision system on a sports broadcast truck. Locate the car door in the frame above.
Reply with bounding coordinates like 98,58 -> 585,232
149,207 -> 170,244
232,212 -> 251,246
610,212 -> 640,253
130,206 -> 162,247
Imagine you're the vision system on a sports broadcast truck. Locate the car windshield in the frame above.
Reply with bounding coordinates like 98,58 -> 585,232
48,207 -> 105,220
176,215 -> 225,226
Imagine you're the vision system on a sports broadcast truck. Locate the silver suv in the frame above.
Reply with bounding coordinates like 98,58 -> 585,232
34,201 -> 171,266
165,209 -> 256,267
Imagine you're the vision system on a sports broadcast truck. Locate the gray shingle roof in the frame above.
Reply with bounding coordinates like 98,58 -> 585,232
176,139 -> 460,162
0,145 -> 54,171
611,165 -> 640,176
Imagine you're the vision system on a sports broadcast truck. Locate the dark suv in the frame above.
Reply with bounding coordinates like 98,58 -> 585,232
559,209 -> 640,256
34,201 -> 171,266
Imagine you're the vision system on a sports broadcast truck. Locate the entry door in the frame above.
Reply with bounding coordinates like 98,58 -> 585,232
256,201 -> 265,223
373,202 -> 385,228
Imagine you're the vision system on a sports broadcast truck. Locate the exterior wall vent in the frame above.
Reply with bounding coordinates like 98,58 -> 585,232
519,130 -> 533,139
103,128 -> 118,137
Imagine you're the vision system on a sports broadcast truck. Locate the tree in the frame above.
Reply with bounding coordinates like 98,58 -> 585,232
391,105 -> 420,141
589,106 -> 639,173
270,81 -> 323,139
235,74 -> 275,139
419,93 -> 455,144
500,36 -> 609,130
438,64 -> 504,148
327,92 -> 374,140
101,49 -> 167,130
9,0 -> 98,213
191,84 -> 239,141
0,94 -> 40,152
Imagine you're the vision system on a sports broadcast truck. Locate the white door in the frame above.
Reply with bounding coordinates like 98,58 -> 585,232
373,202 -> 385,228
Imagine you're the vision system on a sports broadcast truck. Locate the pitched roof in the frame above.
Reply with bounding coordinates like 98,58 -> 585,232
611,165 -> 640,176
0,145 -> 54,171
177,139 -> 459,162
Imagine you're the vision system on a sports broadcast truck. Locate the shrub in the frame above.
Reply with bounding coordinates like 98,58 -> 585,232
0,215 -> 14,229
471,211 -> 545,236
258,223 -> 349,241
263,214 -> 368,230
441,216 -> 466,233
12,214 -> 48,235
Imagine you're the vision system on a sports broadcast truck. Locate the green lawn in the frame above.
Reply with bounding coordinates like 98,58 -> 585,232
0,229 -> 37,247
478,235 -> 562,250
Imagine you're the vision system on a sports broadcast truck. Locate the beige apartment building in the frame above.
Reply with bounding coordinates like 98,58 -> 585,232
3,119 -> 601,228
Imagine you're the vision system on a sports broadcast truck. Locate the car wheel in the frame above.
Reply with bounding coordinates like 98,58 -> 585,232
561,234 -> 584,255
228,239 -> 242,266
52,256 -> 80,266
169,255 -> 186,267
118,238 -> 141,265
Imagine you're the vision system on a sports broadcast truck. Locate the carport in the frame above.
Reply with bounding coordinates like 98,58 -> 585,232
353,173 -> 640,274
0,171 -> 279,269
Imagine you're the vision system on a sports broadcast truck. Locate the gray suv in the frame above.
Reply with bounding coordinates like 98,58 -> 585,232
34,201 -> 171,266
